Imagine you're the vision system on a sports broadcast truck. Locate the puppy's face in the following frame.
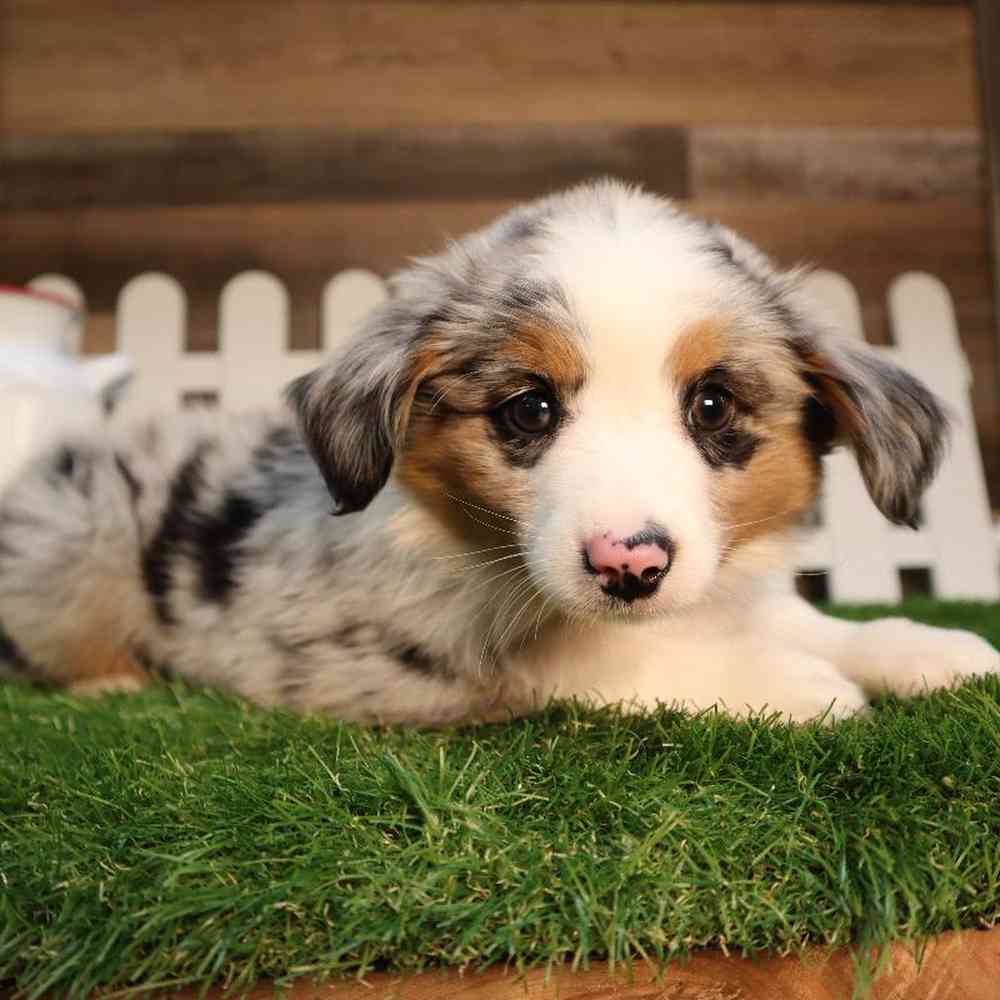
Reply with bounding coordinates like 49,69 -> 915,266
290,182 -> 945,622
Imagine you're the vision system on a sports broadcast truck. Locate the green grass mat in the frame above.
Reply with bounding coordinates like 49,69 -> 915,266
2,600 -> 999,998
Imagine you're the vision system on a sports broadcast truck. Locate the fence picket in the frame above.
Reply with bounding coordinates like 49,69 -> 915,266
115,272 -> 203,419
322,269 -> 388,352
888,274 -> 999,599
5,266 -> 994,602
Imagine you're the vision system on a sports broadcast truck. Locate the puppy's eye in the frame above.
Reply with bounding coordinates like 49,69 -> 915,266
689,384 -> 734,433
499,389 -> 558,437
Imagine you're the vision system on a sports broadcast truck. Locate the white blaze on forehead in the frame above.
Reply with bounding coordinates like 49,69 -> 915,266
535,195 -> 735,393
520,199 -> 736,613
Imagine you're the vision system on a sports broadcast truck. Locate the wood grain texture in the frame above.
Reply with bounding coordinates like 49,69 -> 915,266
976,0 -> 1000,389
0,2 -> 979,134
174,928 -> 1000,1000
0,125 -> 689,210
4,125 -> 988,212
0,198 -> 995,500
692,128 -> 983,202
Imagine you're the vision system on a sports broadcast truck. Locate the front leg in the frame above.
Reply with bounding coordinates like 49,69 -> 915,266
509,617 -> 869,723
757,585 -> 1000,700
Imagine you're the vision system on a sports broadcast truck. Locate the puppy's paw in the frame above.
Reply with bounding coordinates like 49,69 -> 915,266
854,618 -> 1000,699
727,655 -> 869,725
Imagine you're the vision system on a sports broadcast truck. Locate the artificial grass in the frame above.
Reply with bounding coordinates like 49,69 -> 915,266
1,600 -> 999,998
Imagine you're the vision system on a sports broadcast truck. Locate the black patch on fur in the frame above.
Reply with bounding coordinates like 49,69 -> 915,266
114,453 -> 143,501
497,278 -> 557,316
253,425 -> 302,467
800,388 -> 838,458
331,622 -> 370,650
327,621 -> 451,681
0,619 -> 32,673
49,446 -> 93,496
195,491 -> 263,604
704,239 -> 736,267
141,444 -> 209,625
499,211 -> 542,245
395,644 -> 438,676
55,447 -> 76,478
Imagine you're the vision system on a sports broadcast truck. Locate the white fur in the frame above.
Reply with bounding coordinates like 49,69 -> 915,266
0,181 -> 996,723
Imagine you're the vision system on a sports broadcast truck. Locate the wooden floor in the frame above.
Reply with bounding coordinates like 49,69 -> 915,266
174,927 -> 1000,1000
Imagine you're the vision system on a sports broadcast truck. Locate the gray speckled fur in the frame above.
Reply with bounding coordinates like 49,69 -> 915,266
0,181 -> 950,724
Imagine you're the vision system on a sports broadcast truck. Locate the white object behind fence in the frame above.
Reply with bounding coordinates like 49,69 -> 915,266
0,282 -> 132,495
21,267 -> 1000,603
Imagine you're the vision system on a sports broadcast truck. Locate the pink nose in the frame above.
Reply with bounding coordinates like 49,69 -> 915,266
583,529 -> 674,602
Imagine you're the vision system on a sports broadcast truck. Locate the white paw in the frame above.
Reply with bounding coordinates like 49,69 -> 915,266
723,655 -> 869,725
854,619 -> 1000,699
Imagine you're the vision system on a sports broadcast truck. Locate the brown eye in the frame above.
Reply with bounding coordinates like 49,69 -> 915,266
500,389 -> 558,437
690,384 -> 734,433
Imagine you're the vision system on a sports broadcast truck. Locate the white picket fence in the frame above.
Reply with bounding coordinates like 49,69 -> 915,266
25,267 -> 1000,604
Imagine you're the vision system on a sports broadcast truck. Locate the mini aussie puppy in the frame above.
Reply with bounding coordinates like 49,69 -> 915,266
1,181 -> 997,724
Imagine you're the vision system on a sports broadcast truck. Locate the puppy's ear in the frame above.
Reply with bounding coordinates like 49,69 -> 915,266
791,334 -> 948,528
286,305 -> 433,515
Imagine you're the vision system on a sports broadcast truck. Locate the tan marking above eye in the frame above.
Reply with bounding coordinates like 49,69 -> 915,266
499,321 -> 588,396
666,317 -> 733,387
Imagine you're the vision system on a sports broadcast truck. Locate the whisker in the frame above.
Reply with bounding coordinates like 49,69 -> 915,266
494,588 -> 544,658
465,561 -> 532,597
719,509 -> 795,531
429,376 -> 466,414
445,493 -> 523,525
455,508 -> 520,537
480,574 -> 537,670
532,594 -> 553,642
472,568 -> 533,671
431,543 -> 523,561
453,551 -> 526,575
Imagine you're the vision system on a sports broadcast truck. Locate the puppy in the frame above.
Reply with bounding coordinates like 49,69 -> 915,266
0,180 -> 996,722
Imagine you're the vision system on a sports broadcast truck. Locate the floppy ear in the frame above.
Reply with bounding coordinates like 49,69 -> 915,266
790,333 -> 948,528
285,304 -> 432,515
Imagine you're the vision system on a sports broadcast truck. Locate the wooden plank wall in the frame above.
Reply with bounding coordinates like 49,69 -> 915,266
1,0 -> 997,503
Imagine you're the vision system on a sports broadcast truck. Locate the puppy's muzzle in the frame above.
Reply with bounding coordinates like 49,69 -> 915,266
582,527 -> 674,603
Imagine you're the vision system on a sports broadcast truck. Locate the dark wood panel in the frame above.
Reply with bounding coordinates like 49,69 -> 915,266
0,198 -> 995,499
692,128 -> 983,202
0,2 -> 979,134
976,0 -> 1000,394
0,126 -> 689,210
4,125 -> 988,212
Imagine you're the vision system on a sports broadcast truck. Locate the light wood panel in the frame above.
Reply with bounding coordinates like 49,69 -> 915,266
0,2 -> 979,135
692,127 -> 983,202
